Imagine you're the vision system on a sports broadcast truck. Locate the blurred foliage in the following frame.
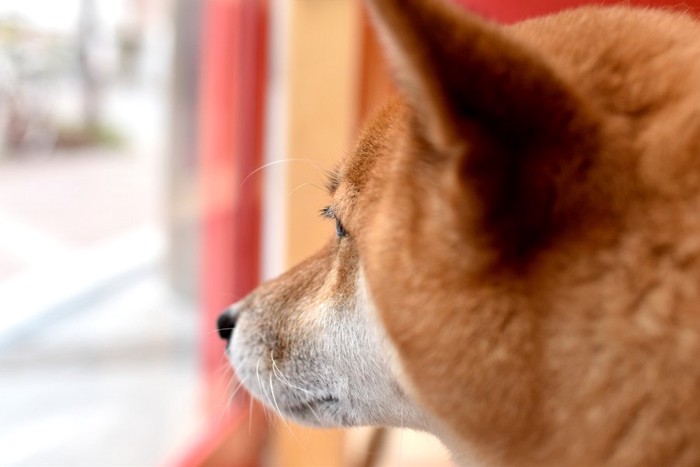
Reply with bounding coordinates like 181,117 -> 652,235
0,17 -> 75,78
56,122 -> 125,150
0,12 -> 126,155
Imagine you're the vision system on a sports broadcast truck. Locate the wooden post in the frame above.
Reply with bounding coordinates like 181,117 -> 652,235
273,0 -> 360,465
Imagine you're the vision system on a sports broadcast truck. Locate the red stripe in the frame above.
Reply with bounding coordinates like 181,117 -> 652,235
199,0 -> 267,408
174,0 -> 269,464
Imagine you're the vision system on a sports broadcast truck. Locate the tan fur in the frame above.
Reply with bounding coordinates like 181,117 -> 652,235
223,1 -> 700,465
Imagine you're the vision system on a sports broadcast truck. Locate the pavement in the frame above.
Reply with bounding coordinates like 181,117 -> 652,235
0,274 -> 202,466
0,144 -> 204,466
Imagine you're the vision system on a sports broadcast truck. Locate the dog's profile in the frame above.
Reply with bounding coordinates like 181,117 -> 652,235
217,0 -> 700,464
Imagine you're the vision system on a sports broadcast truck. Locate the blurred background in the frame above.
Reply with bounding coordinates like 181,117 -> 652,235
0,0 -> 202,465
0,0 -> 696,466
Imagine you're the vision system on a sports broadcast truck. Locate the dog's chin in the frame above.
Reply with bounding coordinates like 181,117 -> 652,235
278,396 -> 345,427
228,350 -> 353,428
229,358 -> 406,429
231,358 -> 434,431
240,379 -> 361,428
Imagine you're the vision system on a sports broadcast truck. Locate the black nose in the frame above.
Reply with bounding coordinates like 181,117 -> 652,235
217,308 -> 239,341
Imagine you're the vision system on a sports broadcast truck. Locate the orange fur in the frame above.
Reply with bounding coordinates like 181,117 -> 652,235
223,2 -> 700,465
361,1 -> 700,465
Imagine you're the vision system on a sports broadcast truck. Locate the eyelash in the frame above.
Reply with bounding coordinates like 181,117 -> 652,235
320,206 -> 347,239
320,206 -> 334,220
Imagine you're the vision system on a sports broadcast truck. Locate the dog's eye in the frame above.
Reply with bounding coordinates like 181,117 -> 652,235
335,219 -> 347,238
321,206 -> 347,239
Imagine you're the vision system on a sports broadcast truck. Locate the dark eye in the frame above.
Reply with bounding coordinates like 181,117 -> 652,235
335,218 -> 347,238
321,206 -> 347,238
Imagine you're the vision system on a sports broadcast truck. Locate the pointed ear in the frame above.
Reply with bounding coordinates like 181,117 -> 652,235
366,0 -> 601,257
366,0 -> 595,148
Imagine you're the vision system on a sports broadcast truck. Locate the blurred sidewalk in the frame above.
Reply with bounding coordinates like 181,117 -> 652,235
0,1 -> 206,463
0,147 -> 162,329
0,274 -> 200,466
0,108 -> 204,464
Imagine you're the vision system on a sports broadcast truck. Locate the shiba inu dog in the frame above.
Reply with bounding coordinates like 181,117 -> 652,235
217,0 -> 700,464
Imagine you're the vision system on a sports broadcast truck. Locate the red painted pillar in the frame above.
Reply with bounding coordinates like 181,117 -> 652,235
199,0 -> 242,402
199,0 -> 267,413
175,0 -> 269,465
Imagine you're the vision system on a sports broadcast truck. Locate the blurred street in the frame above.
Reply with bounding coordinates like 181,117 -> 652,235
0,2 -> 206,457
0,111 -> 204,465
0,275 -> 200,465
0,146 -> 200,465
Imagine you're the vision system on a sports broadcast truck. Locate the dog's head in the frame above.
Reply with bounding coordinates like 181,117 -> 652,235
220,0 -> 700,462
219,98 -> 433,430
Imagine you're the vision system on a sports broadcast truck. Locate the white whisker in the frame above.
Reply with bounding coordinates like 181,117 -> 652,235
271,353 -> 315,396
240,158 -> 327,189
255,357 -> 271,422
229,379 -> 247,402
269,373 -> 300,443
218,377 -> 243,424
270,352 -> 324,425
287,181 -> 326,198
